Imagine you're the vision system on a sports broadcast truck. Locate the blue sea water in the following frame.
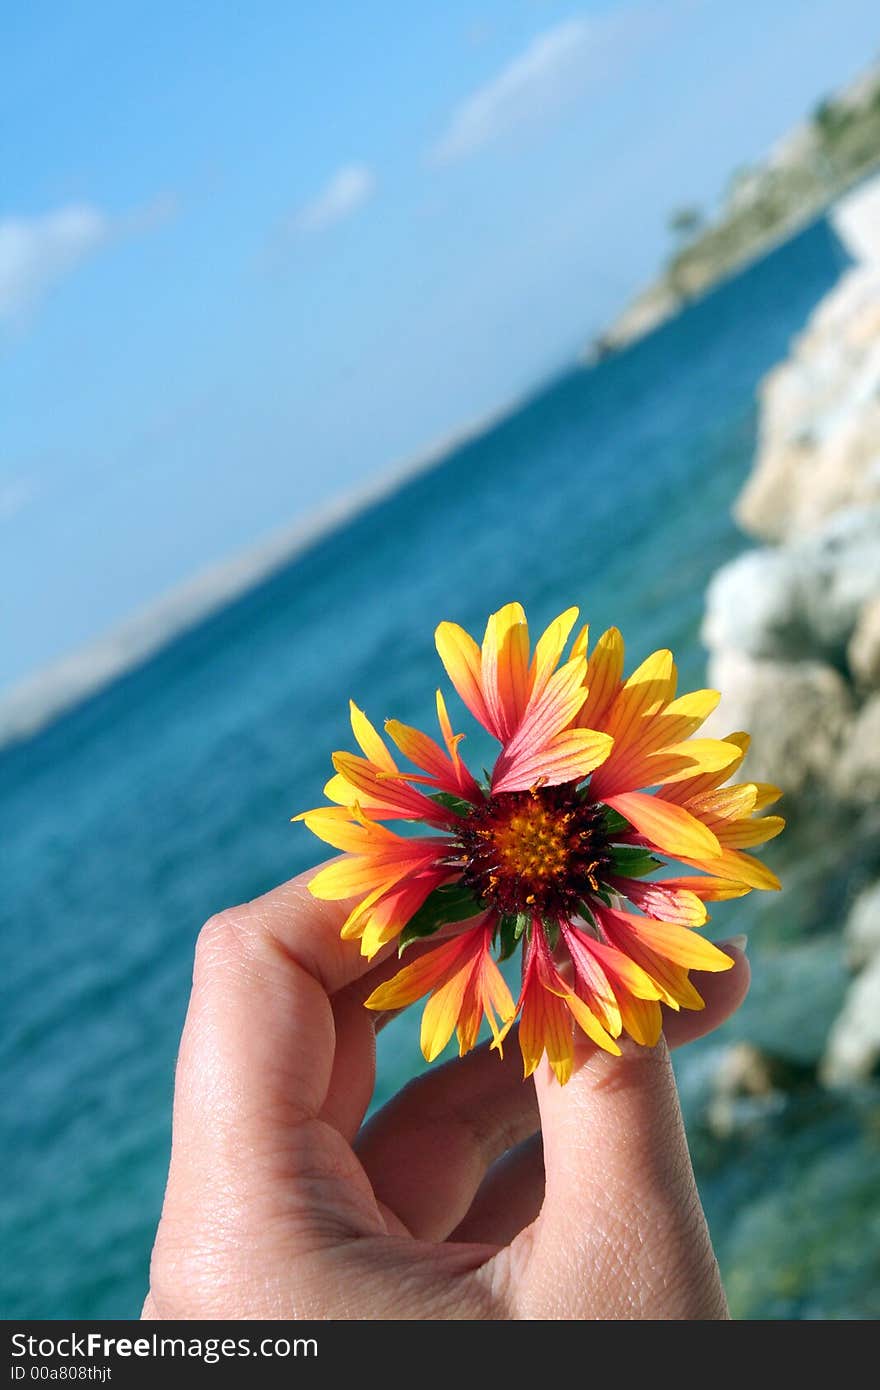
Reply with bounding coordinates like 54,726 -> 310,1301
3,216 -> 878,1320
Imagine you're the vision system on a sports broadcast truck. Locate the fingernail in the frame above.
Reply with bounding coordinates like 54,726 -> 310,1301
722,933 -> 748,954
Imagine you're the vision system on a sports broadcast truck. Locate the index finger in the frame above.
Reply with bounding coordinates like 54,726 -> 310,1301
152,872 -> 395,1284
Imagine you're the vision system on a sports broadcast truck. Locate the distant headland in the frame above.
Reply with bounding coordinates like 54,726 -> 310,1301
586,59 -> 880,360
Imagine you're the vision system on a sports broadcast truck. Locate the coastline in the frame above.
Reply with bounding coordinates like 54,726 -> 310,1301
0,403 -> 514,751
588,61 -> 880,360
7,163 -> 879,755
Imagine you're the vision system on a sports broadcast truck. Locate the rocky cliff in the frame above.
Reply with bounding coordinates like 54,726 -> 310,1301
702,173 -> 880,1088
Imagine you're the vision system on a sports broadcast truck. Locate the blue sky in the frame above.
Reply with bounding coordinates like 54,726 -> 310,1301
3,0 -> 879,691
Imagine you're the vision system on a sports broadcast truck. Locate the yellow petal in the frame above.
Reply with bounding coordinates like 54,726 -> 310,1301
365,937 -> 463,1011
690,782 -> 759,822
752,782 -> 784,811
565,989 -> 622,1054
420,967 -> 471,1062
569,622 -> 590,662
658,730 -> 751,805
661,874 -> 752,902
482,603 -> 531,738
349,701 -> 397,771
323,771 -> 358,805
308,855 -> 413,900
482,956 -> 517,1044
648,738 -> 743,785
604,790 -> 722,859
632,917 -> 735,972
578,626 -> 624,729
716,814 -> 786,848
524,987 -> 576,1084
435,621 -> 492,732
619,993 -> 663,1046
529,606 -> 580,698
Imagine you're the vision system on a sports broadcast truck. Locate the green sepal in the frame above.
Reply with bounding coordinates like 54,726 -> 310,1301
497,911 -> 530,961
398,883 -> 483,954
608,845 -> 662,879
429,791 -> 477,817
542,917 -> 560,951
601,807 -> 632,837
577,901 -> 598,927
591,887 -> 613,908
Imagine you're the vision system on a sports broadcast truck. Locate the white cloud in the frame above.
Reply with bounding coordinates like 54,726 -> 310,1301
0,475 -> 37,522
0,197 -> 176,325
0,205 -> 110,320
430,17 -> 622,164
292,164 -> 376,234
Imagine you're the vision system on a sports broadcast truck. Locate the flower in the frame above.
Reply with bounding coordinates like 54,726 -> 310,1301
300,603 -> 783,1083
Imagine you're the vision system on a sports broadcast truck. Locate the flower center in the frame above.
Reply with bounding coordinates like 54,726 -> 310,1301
457,786 -> 611,918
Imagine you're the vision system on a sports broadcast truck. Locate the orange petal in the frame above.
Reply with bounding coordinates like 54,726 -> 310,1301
352,870 -> 452,956
531,926 -> 620,1058
529,607 -> 580,700
575,932 -> 664,1001
633,688 -> 721,752
622,914 -> 735,972
564,990 -> 622,1055
308,837 -> 444,900
519,983 -> 575,1083
593,735 -> 742,799
617,878 -> 708,926
659,731 -> 750,805
434,690 -> 484,801
456,948 -> 517,1056
420,966 -> 472,1062
679,845 -> 781,891
302,811 -> 405,854
603,790 -> 722,859
322,771 -> 362,806
619,992 -> 663,1046
481,603 -> 531,740
492,727 -> 612,793
560,927 -> 621,1034
332,751 -> 442,821
480,954 -> 517,1053
598,907 -> 708,1009
350,701 -> 397,771
644,738 -> 744,786
493,657 -> 589,786
384,719 -> 446,773
365,931 -> 472,1012
435,620 -> 493,734
655,874 -> 751,902
307,856 -> 409,901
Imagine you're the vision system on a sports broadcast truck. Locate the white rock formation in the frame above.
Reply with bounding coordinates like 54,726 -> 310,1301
820,954 -> 880,1088
843,882 -> 880,971
703,506 -> 880,664
848,594 -> 880,689
736,173 -> 880,541
832,694 -> 880,809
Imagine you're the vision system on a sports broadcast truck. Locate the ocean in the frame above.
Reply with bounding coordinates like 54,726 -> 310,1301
3,215 -> 878,1320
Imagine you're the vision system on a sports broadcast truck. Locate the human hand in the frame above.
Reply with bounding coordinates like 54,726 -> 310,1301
142,869 -> 749,1320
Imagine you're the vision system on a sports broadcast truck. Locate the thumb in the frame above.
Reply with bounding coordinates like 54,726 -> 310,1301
512,1003 -> 739,1318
